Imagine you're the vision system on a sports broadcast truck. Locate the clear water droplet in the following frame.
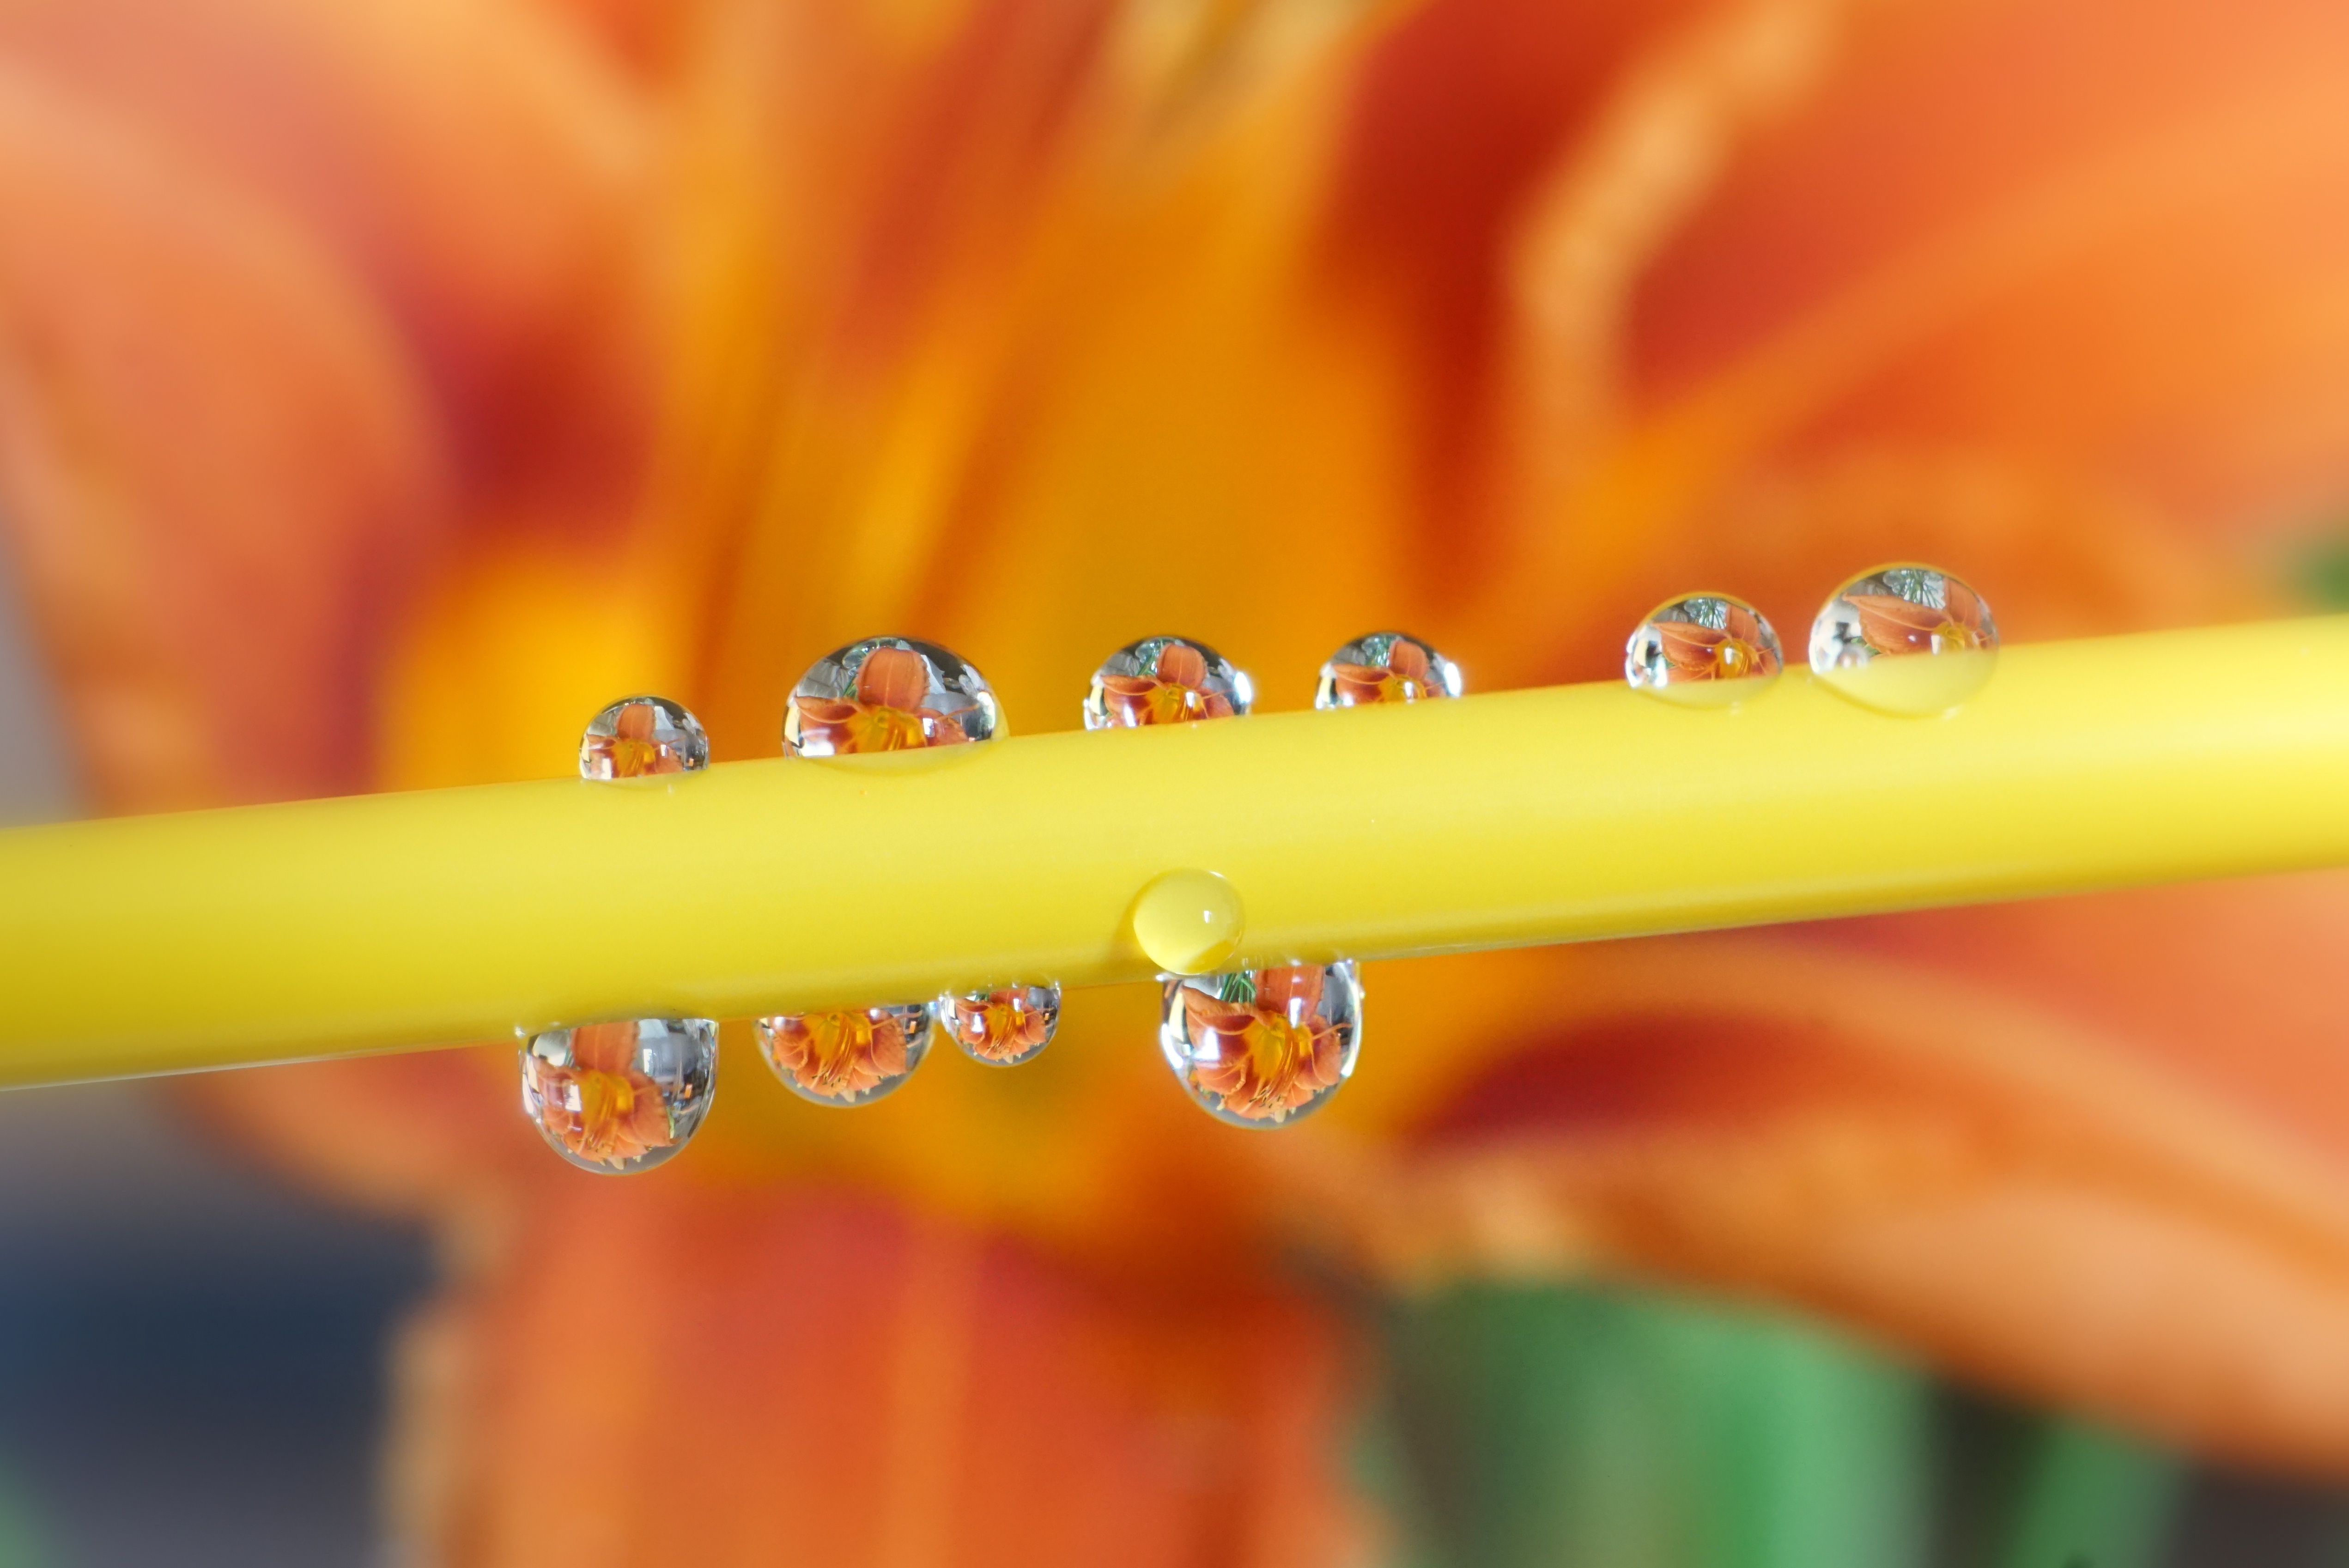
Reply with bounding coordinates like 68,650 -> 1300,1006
785,637 -> 1001,755
1160,960 -> 1361,1128
1809,564 -> 2000,715
519,1018 -> 716,1174
941,983 -> 1061,1066
1084,636 -> 1252,729
1315,631 -> 1463,707
1624,593 -> 1784,708
1130,868 -> 1246,975
579,696 -> 709,779
756,1003 -> 935,1106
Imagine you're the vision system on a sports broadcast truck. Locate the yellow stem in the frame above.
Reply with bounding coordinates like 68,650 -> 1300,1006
3,616 -> 2346,1087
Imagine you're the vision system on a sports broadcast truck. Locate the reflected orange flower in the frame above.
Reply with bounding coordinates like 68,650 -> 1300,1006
1097,642 -> 1235,725
789,646 -> 969,753
1181,967 -> 1346,1124
527,1022 -> 673,1166
593,700 -> 686,778
1848,583 -> 1995,658
950,989 -> 1050,1063
761,1008 -> 912,1100
1656,605 -> 1779,681
1328,639 -> 1445,704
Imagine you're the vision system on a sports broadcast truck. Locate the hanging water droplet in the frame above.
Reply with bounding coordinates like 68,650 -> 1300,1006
1623,593 -> 1784,708
579,696 -> 709,779
1083,636 -> 1252,729
1809,564 -> 2000,716
1160,960 -> 1362,1128
756,1003 -> 935,1106
784,637 -> 1001,755
941,983 -> 1061,1066
519,1018 -> 716,1174
1315,631 -> 1462,708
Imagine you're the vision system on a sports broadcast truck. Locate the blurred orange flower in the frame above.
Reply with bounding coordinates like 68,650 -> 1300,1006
12,0 -> 2349,1560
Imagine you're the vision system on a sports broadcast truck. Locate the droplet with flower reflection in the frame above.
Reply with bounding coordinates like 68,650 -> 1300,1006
1083,636 -> 1252,729
757,1003 -> 935,1106
1160,961 -> 1361,1128
519,1018 -> 716,1174
1315,631 -> 1461,708
1809,564 -> 2000,716
1624,594 -> 1784,708
579,696 -> 708,779
784,637 -> 1000,755
942,984 -> 1060,1066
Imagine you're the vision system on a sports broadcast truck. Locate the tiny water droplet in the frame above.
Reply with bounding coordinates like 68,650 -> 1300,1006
941,983 -> 1061,1066
1084,636 -> 1251,729
1130,868 -> 1246,974
785,637 -> 1001,755
580,696 -> 708,779
1316,631 -> 1462,707
1161,960 -> 1361,1128
756,1003 -> 935,1106
1624,593 -> 1784,708
1809,564 -> 2000,715
519,1018 -> 716,1174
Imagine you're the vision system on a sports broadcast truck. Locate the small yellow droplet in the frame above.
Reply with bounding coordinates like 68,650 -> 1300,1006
1129,869 -> 1245,974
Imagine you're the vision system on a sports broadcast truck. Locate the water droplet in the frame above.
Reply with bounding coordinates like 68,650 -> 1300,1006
1624,593 -> 1784,708
1809,564 -> 2000,715
519,1018 -> 716,1174
579,696 -> 708,779
1083,636 -> 1252,729
1161,960 -> 1362,1128
785,637 -> 1001,755
941,983 -> 1061,1066
1129,868 -> 1246,974
1315,631 -> 1462,708
756,1003 -> 935,1106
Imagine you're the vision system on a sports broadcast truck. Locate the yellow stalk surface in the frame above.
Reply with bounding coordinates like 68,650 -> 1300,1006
2,616 -> 2346,1088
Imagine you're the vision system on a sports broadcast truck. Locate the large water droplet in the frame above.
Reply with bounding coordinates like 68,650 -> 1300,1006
1083,636 -> 1252,729
1130,868 -> 1246,974
941,983 -> 1061,1066
757,1003 -> 935,1106
519,1018 -> 716,1174
1624,593 -> 1784,709
1161,961 -> 1362,1128
1809,564 -> 2000,716
785,637 -> 1001,755
1316,631 -> 1462,708
580,696 -> 708,779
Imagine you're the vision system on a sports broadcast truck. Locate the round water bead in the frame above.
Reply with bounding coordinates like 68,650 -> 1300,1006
1623,593 -> 1783,708
784,637 -> 1001,755
1160,960 -> 1362,1129
579,695 -> 709,779
1809,564 -> 2000,716
1315,631 -> 1463,708
941,983 -> 1061,1066
519,1018 -> 716,1175
1083,636 -> 1253,729
757,1002 -> 935,1106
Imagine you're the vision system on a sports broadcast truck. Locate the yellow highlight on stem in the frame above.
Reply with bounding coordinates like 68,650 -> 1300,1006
3,616 -> 2349,1088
